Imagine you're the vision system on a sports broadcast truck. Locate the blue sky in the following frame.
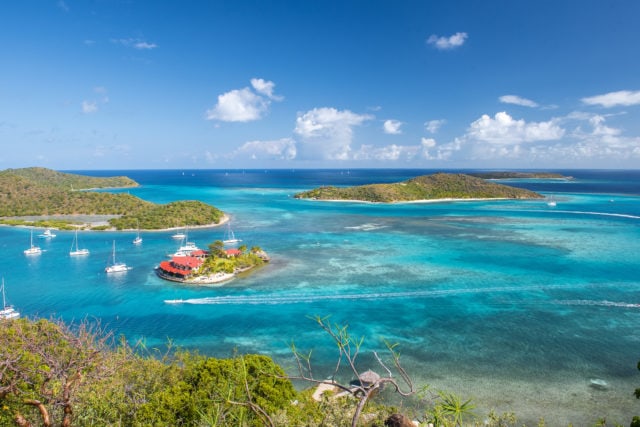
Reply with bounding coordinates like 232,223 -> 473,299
1,1 -> 640,170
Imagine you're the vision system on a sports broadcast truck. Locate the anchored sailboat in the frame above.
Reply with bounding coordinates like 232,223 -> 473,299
223,222 -> 242,245
1,278 -> 20,320
69,229 -> 90,256
105,241 -> 131,273
24,230 -> 42,256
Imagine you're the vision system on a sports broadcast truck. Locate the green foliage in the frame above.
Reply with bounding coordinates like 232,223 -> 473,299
427,391 -> 476,427
294,173 -> 543,202
0,167 -> 224,230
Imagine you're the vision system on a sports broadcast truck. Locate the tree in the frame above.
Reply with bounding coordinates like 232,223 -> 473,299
0,318 -> 116,427
289,315 -> 416,427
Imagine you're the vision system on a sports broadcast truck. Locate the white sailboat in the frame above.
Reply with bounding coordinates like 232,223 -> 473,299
105,241 -> 131,273
171,226 -> 186,240
69,229 -> 90,256
1,278 -> 20,320
24,230 -> 42,256
133,220 -> 142,245
223,222 -> 242,245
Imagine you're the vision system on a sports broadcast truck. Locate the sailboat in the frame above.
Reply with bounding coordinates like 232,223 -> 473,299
132,220 -> 143,245
171,227 -> 186,240
223,222 -> 242,245
105,241 -> 131,273
1,278 -> 20,320
69,229 -> 90,256
24,230 -> 42,256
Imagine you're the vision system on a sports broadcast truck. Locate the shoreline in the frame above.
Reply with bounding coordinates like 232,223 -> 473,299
0,214 -> 230,232
299,197 -> 523,205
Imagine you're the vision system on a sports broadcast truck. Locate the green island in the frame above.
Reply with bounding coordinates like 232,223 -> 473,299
0,167 -> 224,230
157,241 -> 270,286
294,172 -> 544,203
467,171 -> 570,179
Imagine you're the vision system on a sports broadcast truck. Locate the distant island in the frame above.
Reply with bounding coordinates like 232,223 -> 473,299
294,173 -> 544,203
0,167 -> 224,230
467,171 -> 570,179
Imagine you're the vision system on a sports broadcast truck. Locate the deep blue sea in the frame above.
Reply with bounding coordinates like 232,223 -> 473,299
2,169 -> 639,425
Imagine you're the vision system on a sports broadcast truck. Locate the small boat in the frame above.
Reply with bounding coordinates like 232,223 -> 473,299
223,223 -> 242,245
0,278 -> 20,320
38,228 -> 56,238
546,196 -> 557,207
133,220 -> 142,245
69,229 -> 90,256
24,230 -> 42,256
105,241 -> 131,273
171,227 -> 187,240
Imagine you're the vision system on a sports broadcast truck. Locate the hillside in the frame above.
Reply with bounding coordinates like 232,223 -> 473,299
294,173 -> 543,202
0,167 -> 223,230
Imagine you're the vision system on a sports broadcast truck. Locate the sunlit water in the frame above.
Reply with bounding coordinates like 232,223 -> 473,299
2,169 -> 639,425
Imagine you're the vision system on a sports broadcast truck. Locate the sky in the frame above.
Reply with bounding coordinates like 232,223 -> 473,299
1,1 -> 640,170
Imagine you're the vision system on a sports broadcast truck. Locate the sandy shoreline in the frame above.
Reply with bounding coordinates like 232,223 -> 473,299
1,214 -> 229,232
300,197 -> 517,204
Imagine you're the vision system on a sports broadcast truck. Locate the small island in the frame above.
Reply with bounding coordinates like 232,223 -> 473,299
467,171 -> 570,179
0,167 -> 224,230
157,240 -> 269,286
294,173 -> 543,203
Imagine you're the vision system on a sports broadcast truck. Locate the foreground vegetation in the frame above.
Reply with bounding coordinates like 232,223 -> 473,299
294,173 -> 544,203
0,167 -> 223,230
1,317 -> 633,426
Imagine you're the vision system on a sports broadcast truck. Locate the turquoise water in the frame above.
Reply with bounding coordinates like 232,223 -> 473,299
2,169 -> 639,424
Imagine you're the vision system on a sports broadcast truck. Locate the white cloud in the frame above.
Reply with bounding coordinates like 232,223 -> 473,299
82,101 -> 97,114
112,38 -> 158,50
383,119 -> 403,135
294,107 -> 373,160
581,90 -> 640,108
425,119 -> 445,134
499,95 -> 539,108
467,111 -> 565,144
353,144 -> 421,161
427,32 -> 468,50
229,138 -> 296,160
207,79 -> 282,122
250,78 -> 282,100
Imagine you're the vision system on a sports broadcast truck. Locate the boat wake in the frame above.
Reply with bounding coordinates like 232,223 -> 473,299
164,283 -> 596,306
553,299 -> 640,309
344,223 -> 388,231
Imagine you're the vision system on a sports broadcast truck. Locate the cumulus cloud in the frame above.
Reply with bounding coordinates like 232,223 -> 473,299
206,78 -> 282,122
466,111 -> 565,144
229,138 -> 296,161
581,90 -> 640,108
499,95 -> 539,108
427,32 -> 468,50
425,119 -> 445,134
294,107 -> 373,160
383,119 -> 403,134
353,144 -> 421,161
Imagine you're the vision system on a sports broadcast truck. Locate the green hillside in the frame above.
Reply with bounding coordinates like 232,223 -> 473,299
294,173 -> 543,203
0,167 -> 223,230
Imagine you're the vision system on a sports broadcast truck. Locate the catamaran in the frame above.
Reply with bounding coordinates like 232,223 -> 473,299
69,229 -> 90,256
1,278 -> 20,320
105,241 -> 131,273
24,230 -> 42,256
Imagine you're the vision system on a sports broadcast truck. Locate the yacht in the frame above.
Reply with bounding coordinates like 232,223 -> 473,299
38,228 -> 56,238
69,229 -> 90,256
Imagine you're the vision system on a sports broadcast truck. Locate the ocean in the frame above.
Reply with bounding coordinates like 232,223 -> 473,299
2,169 -> 639,425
